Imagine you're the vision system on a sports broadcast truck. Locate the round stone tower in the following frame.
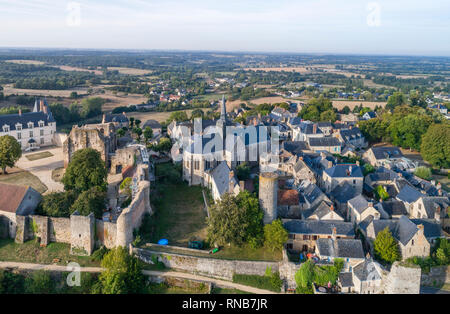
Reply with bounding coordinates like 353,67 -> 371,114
259,172 -> 278,224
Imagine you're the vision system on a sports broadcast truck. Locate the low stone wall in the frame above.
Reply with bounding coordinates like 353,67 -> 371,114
133,247 -> 279,281
421,266 -> 450,287
383,262 -> 421,294
95,220 -> 117,249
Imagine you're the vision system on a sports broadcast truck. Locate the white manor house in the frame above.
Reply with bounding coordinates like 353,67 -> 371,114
0,98 -> 56,150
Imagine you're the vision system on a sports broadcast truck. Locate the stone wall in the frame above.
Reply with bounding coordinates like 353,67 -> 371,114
95,220 -> 117,249
70,212 -> 95,256
116,180 -> 152,247
49,217 -> 71,243
133,247 -> 279,281
421,266 -> 450,287
382,262 -> 421,294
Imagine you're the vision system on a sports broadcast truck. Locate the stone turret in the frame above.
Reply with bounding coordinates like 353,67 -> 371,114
259,172 -> 278,224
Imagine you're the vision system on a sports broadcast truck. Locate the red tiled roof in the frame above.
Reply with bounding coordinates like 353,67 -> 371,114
278,189 -> 299,206
0,183 -> 29,213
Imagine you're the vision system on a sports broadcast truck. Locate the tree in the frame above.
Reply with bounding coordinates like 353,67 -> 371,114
207,192 -> 264,247
117,128 -> 126,138
25,271 -> 54,294
70,91 -> 78,99
373,227 -> 400,264
62,148 -> 107,193
0,135 -> 22,174
420,123 -> 450,168
295,259 -> 315,291
414,166 -> 432,180
190,109 -> 204,120
37,191 -> 78,218
98,247 -> 145,294
133,127 -> 142,142
236,162 -> 251,181
341,106 -> 351,114
70,186 -> 106,219
264,219 -> 288,252
319,109 -> 337,122
120,177 -> 132,199
386,92 -> 407,110
143,127 -> 153,145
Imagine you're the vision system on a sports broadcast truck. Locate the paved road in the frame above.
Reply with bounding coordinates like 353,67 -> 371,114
0,261 -> 277,294
16,146 -> 65,193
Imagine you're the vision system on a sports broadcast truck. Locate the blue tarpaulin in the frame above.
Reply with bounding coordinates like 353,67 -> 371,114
158,239 -> 169,245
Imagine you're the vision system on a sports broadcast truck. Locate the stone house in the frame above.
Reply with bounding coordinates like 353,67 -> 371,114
292,122 -> 324,142
279,155 -> 316,185
335,127 -> 366,149
277,189 -> 301,218
143,119 -> 163,137
315,231 -> 365,269
0,98 -> 56,151
347,195 -> 381,224
203,161 -> 240,202
410,196 -> 449,231
307,137 -> 342,154
0,183 -> 41,238
322,164 -> 364,195
283,219 -> 355,253
363,146 -> 404,168
351,258 -> 384,294
361,216 -> 432,260
102,113 -> 129,128
302,202 -> 344,221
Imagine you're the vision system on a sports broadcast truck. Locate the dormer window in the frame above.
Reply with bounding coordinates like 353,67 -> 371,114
28,122 -> 34,129
16,124 -> 22,131
2,125 -> 10,133
38,121 -> 44,128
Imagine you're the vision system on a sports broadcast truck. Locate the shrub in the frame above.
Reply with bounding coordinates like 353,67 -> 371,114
414,166 -> 432,180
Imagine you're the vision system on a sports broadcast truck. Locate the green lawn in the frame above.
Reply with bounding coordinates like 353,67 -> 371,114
150,163 -> 208,246
147,282 -> 209,294
0,239 -> 101,267
212,287 -> 249,294
25,151 -> 54,161
0,169 -> 47,193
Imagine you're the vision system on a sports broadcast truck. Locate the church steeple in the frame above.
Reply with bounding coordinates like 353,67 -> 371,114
33,98 -> 38,112
220,94 -> 227,123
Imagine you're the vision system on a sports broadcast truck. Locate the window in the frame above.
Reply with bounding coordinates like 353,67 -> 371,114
40,129 -> 44,136
411,239 -> 414,246
40,138 -> 44,144
194,160 -> 200,170
39,122 -> 44,128
29,131 -> 33,137
2,125 -> 10,132
17,132 -> 21,139
28,122 -> 34,129
16,124 -> 22,131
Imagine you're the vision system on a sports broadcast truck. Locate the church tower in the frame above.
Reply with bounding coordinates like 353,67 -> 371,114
216,95 -> 229,152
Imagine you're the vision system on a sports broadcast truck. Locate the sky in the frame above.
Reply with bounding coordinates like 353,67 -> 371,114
0,0 -> 449,56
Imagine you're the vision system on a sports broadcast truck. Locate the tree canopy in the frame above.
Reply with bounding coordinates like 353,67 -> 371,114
264,219 -> 288,252
62,148 -> 108,193
373,227 -> 401,264
420,123 -> 450,168
0,135 -> 22,174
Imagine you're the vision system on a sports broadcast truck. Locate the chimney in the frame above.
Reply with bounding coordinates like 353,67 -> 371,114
417,224 -> 424,236
229,170 -> 235,193
122,112 -> 127,117
102,114 -> 106,124
332,227 -> 337,241
320,152 -> 326,159
349,125 -> 353,130
374,212 -> 380,220
299,156 -> 303,161
379,198 -> 383,203
313,123 -> 318,134
39,100 -> 44,112
330,204 -> 334,211
328,161 -> 333,169
368,202 -> 373,208
398,172 -> 402,177
435,206 -> 441,223
438,189 -> 443,196
18,108 -> 22,116
43,105 -> 48,114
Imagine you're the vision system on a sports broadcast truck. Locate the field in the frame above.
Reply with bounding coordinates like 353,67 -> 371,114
0,168 -> 47,193
25,151 -> 54,161
108,67 -> 152,76
332,100 -> 387,110
126,109 -> 203,124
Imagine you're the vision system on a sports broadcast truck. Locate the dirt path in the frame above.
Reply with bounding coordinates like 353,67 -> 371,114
0,261 -> 278,294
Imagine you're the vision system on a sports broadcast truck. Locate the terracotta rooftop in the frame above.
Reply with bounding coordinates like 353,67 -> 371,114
278,189 -> 299,206
0,183 -> 30,213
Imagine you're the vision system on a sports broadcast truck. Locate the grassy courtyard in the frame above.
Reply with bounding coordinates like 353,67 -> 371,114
0,239 -> 101,267
149,163 -> 208,246
25,151 -> 54,161
0,168 -> 47,193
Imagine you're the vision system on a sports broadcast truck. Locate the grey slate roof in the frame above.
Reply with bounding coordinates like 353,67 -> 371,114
104,113 -> 128,123
421,197 -> 450,218
317,238 -> 365,259
0,111 -> 54,131
396,185 -> 423,203
410,219 -> 442,239
283,141 -> 308,155
210,161 -> 237,197
143,119 -> 162,129
370,146 -> 403,160
339,128 -> 364,141
348,195 -> 369,214
324,164 -> 363,178
338,272 -> 354,288
353,259 -> 383,282
368,216 -> 419,246
283,219 -> 355,237
377,200 -> 407,217
308,137 -> 341,147
331,182 -> 359,203
301,182 -> 325,205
